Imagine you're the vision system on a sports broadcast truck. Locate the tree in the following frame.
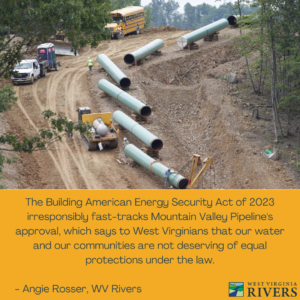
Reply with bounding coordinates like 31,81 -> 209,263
0,0 -> 111,78
223,0 -> 300,141
183,3 -> 197,29
149,0 -> 167,26
0,0 -> 111,186
111,0 -> 141,10
146,0 -> 257,29
163,0 -> 179,25
144,6 -> 153,28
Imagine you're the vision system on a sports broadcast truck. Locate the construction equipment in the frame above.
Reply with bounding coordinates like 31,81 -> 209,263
78,107 -> 119,151
98,79 -> 151,117
187,154 -> 215,189
53,31 -> 77,56
124,144 -> 188,189
97,54 -> 131,88
177,18 -> 229,48
113,110 -> 163,150
124,39 -> 164,64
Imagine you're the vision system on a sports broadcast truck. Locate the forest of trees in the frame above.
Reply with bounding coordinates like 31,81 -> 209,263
147,0 -> 257,29
231,0 -> 300,142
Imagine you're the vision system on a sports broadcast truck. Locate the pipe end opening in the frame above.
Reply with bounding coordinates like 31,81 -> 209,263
140,106 -> 152,117
177,37 -> 188,48
120,77 -> 131,89
227,16 -> 237,26
124,54 -> 135,64
178,178 -> 189,189
151,139 -> 163,151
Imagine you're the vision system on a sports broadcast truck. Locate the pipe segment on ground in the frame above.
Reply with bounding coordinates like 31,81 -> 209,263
124,144 -> 188,189
124,39 -> 164,64
97,54 -> 131,88
227,15 -> 239,26
113,110 -> 163,151
98,79 -> 151,117
177,18 -> 229,48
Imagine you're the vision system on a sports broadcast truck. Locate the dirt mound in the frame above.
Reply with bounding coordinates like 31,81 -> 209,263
142,25 -> 185,34
143,41 -> 240,86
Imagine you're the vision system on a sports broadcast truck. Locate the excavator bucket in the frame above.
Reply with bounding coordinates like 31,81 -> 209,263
53,40 -> 78,56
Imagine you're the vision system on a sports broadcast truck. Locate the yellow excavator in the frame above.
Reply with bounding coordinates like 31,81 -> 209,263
187,154 -> 215,189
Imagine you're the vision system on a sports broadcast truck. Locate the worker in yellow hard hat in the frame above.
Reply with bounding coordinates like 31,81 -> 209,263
87,57 -> 93,75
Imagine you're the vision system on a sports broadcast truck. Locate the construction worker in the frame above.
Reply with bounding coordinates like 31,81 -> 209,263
67,119 -> 73,139
123,137 -> 129,157
87,57 -> 93,75
164,168 -> 173,188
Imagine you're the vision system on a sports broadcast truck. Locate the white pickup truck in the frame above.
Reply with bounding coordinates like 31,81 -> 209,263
11,59 -> 48,85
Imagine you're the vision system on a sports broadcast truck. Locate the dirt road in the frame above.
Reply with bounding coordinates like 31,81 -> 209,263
2,27 -> 298,189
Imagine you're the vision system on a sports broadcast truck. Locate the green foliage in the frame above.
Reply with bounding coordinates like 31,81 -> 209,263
0,84 -> 17,112
0,102 -> 89,153
0,0 -> 111,184
0,0 -> 111,79
111,0 -> 141,10
0,88 -> 90,176
146,0 -> 257,29
145,6 -> 153,29
232,0 -> 300,135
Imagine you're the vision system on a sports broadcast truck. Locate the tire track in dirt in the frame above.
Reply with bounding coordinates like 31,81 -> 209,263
46,68 -> 94,189
29,74 -> 77,188
60,60 -> 126,189
62,69 -> 96,188
30,71 -> 79,189
14,87 -> 71,189
31,79 -> 45,111
46,66 -> 109,189
43,70 -> 79,189
31,71 -> 78,188
64,68 -> 104,189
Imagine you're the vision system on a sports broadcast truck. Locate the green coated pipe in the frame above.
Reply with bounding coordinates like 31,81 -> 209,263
177,18 -> 229,48
124,39 -> 164,64
97,54 -> 131,88
98,79 -> 151,117
113,111 -> 163,150
124,144 -> 188,189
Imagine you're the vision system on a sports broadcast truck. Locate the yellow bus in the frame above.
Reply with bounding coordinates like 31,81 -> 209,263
105,6 -> 145,39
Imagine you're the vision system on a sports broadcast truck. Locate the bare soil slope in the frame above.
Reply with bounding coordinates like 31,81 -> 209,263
2,27 -> 298,189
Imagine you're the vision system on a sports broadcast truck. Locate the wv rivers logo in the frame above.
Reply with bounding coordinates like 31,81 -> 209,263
229,282 -> 297,297
229,283 -> 244,297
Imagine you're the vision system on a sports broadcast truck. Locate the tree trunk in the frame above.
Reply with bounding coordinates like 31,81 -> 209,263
269,17 -> 284,138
